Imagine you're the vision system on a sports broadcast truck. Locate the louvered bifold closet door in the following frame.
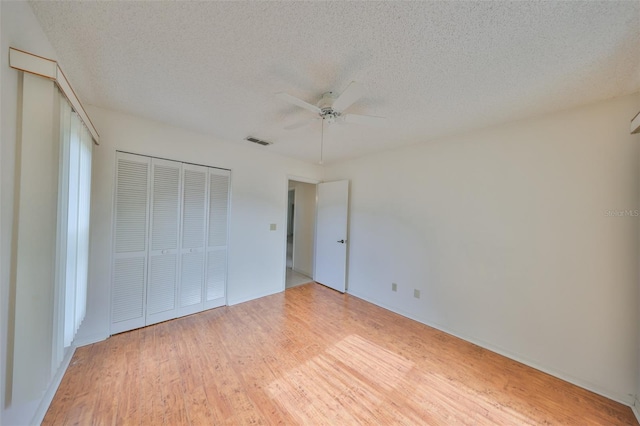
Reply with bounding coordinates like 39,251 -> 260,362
205,168 -> 230,309
111,153 -> 151,334
178,164 -> 208,316
146,158 -> 182,325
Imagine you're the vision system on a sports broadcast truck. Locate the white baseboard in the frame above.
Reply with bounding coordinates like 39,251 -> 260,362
292,267 -> 312,278
632,397 -> 640,423
73,333 -> 108,347
227,288 -> 281,306
347,289 -> 634,407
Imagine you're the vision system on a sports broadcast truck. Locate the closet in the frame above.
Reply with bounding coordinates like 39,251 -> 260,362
110,152 -> 230,334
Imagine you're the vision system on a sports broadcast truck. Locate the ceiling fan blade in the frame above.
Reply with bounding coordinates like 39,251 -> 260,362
276,92 -> 321,114
332,81 -> 365,112
284,117 -> 319,130
343,113 -> 388,127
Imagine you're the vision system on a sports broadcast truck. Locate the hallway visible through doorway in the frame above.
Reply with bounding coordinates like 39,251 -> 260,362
285,181 -> 316,288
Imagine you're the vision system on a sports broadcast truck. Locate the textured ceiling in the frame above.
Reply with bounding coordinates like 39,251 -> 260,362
30,1 -> 640,164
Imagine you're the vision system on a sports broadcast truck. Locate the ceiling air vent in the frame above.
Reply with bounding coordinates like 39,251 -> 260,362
245,136 -> 272,146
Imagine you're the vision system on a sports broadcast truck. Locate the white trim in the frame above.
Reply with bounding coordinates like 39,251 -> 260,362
289,187 -> 296,272
73,333 -> 108,348
227,288 -> 281,306
281,178 -> 291,292
631,110 -> 640,134
9,47 -> 100,144
346,288 -> 635,407
56,66 -> 99,145
632,401 -> 640,423
8,47 -> 56,78
286,175 -> 321,185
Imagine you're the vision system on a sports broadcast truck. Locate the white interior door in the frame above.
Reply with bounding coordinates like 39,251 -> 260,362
314,180 -> 349,292
205,168 -> 230,309
179,164 -> 208,316
111,152 -> 150,334
146,158 -> 182,325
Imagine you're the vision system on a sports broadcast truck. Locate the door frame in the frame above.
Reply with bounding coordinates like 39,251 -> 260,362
282,175 -> 321,291
287,188 -> 296,270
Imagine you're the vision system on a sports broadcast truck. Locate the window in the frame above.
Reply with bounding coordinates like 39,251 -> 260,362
56,91 -> 93,349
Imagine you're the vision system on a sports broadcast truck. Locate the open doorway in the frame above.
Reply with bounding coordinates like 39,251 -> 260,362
285,180 -> 317,288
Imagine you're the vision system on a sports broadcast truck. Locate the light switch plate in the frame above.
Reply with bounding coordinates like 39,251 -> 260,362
413,289 -> 420,299
270,223 -> 277,231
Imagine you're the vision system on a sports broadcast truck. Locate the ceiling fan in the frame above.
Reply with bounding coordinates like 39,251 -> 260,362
276,81 -> 386,130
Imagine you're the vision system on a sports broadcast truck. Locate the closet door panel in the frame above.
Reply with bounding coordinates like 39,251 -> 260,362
206,248 -> 226,303
179,164 -> 208,316
111,153 -> 150,334
208,170 -> 230,247
150,162 -> 181,251
180,252 -> 205,310
112,258 -> 145,324
205,169 -> 230,309
148,254 -> 178,314
146,158 -> 182,325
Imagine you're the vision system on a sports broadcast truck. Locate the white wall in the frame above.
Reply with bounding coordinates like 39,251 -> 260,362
75,106 -> 323,345
325,93 -> 640,404
292,181 -> 316,277
1,2 -> 63,424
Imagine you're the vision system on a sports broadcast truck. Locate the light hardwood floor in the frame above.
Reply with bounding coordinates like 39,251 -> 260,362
44,283 -> 637,425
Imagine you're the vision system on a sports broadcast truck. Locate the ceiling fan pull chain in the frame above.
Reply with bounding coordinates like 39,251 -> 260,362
319,118 -> 324,165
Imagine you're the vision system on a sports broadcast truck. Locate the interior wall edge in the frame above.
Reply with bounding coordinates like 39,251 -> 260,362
346,288 -> 635,407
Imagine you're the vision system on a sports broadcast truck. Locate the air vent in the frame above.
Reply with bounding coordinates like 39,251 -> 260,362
245,136 -> 272,146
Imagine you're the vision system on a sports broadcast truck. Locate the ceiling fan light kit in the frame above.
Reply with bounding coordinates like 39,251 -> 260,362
317,92 -> 339,124
277,81 -> 387,129
276,81 -> 388,163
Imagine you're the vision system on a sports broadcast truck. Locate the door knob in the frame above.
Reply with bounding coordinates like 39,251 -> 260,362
337,239 -> 345,244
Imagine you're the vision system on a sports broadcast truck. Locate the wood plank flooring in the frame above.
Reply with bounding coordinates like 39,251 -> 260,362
44,283 -> 637,425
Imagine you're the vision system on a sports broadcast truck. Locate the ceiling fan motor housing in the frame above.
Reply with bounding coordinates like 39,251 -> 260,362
318,92 -> 339,123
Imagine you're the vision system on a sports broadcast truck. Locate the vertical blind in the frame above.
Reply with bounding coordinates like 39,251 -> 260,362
57,91 -> 93,348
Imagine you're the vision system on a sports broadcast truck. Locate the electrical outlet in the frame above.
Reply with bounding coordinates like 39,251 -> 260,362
414,289 -> 421,299
392,283 -> 397,292
270,223 -> 277,231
